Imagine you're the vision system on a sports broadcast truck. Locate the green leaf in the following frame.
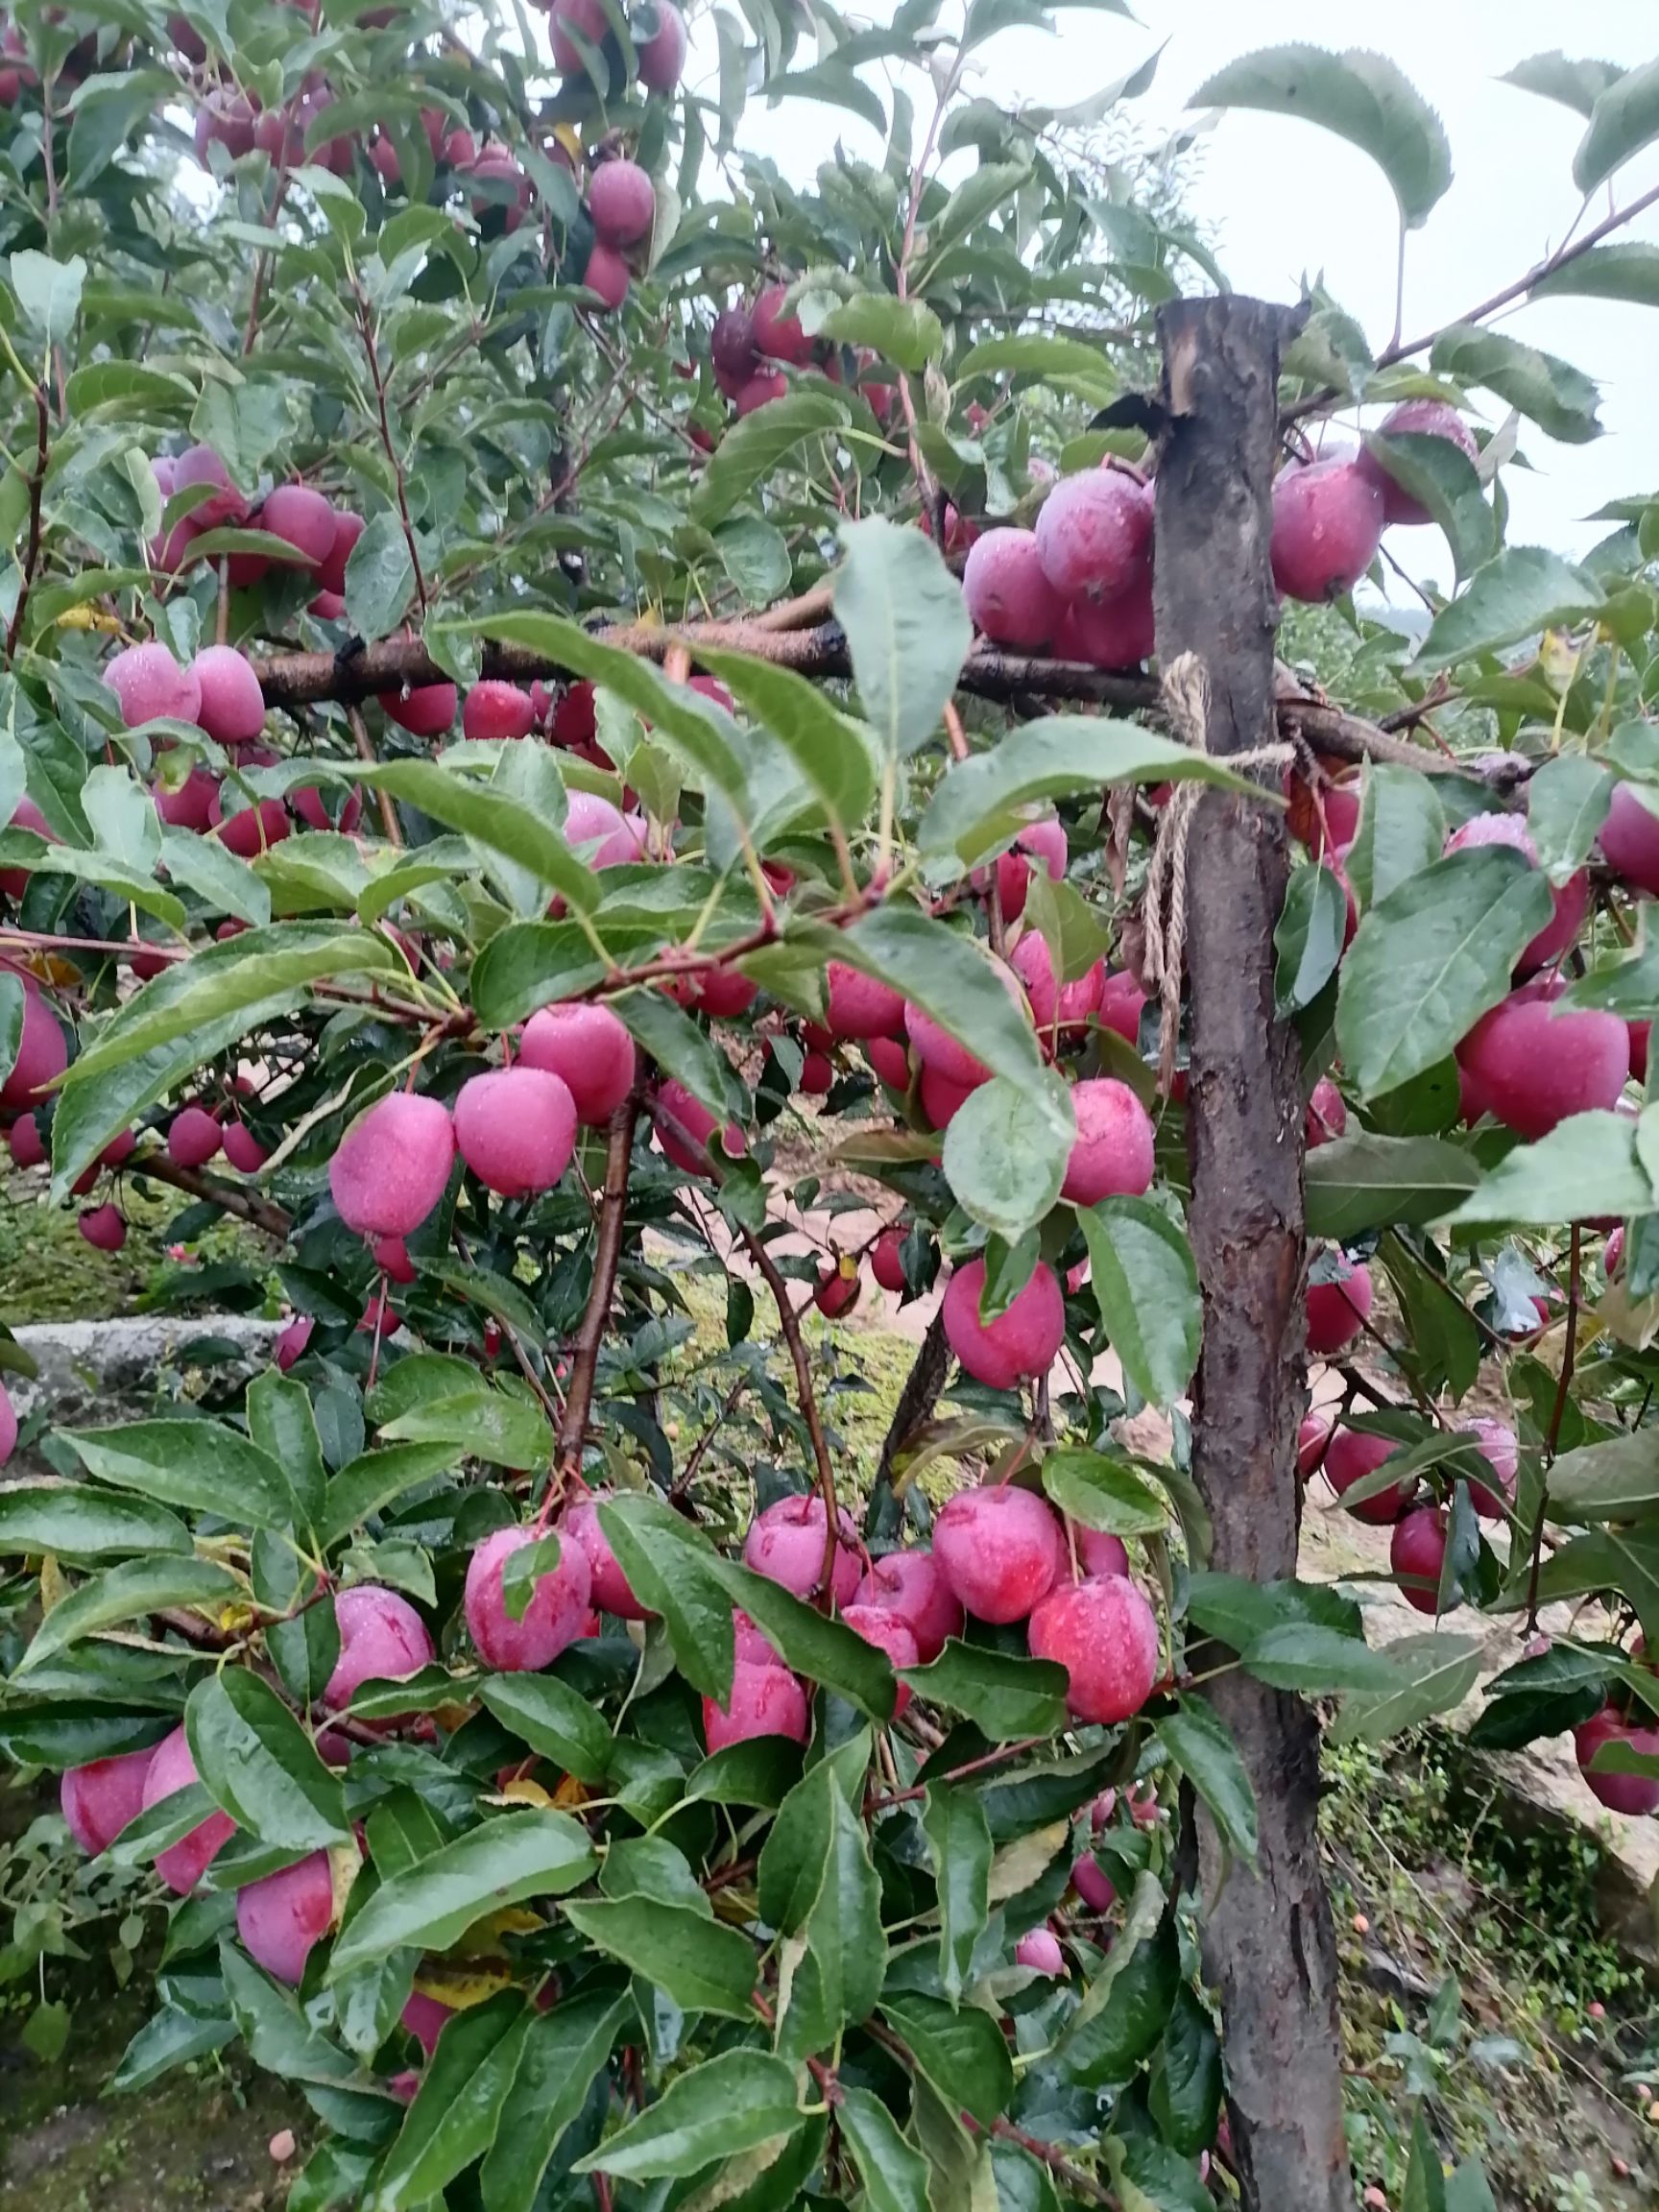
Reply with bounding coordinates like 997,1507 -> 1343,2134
344,511 -> 416,643
219,1943 -> 357,2086
1358,435 -> 1492,583
576,2049 -> 801,2180
815,293 -> 943,372
1334,847 -> 1551,1098
778,1784 -> 885,2058
382,1388 -> 553,1478
1157,1697 -> 1259,1860
160,827 -> 270,928
11,249 -> 88,345
1274,865 -> 1347,1014
1111,2137 -> 1213,2212
319,1443 -> 460,1545
110,2008 -> 234,2094
921,715 -> 1259,864
757,1730 -> 873,1934
1545,1432 -> 1659,1521
816,903 -> 1044,1094
1402,2109 -> 1449,2212
562,1895 -> 757,2017
1306,1132 -> 1482,1240
374,1991 -> 528,2212
49,922 -> 401,1193
1530,241 -> 1659,307
1346,763 -> 1448,912
1414,545 -> 1605,672
1573,56 -> 1659,193
690,390 -> 850,529
1447,1110 -> 1653,1227
477,1990 -> 631,2212
617,986 -> 749,1125
349,759 -> 598,917
1527,755 -> 1613,878
1502,52 -> 1625,119
881,1989 -> 1014,2125
832,517 -> 973,761
688,645 -> 877,830
1561,940 -> 1659,1017
1150,1985 -> 1223,2159
1429,326 -> 1601,445
1061,1884 -> 1178,2084
1240,1623 -> 1406,1694
0,1484 -> 192,1562
453,611 -> 764,822
1077,1198 -> 1201,1407
717,1557 -> 898,1720
329,1811 -> 595,1977
771,60 -> 888,134
62,1420 -> 298,1535
922,1783 -> 992,2001
1041,1446 -> 1168,1537
246,1370 -> 326,1531
186,1670 -> 349,1849
839,2085 -> 933,2212
902,1640 -> 1069,1737
1186,1572 -> 1364,1652
13,1555 -> 242,1673
1191,46 -> 1451,227
957,330 -> 1118,397
597,1494 -> 734,1705
684,1735 -> 805,1810
1377,1232 -> 1481,1402
915,159 -> 1032,278
476,1672 -> 612,1783
943,1072 -> 1075,1241
1328,1632 -> 1485,1744
1444,2160 -> 1500,2212
189,381 -> 291,494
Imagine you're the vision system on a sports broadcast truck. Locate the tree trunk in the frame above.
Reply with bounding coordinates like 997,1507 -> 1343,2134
1151,295 -> 1350,2212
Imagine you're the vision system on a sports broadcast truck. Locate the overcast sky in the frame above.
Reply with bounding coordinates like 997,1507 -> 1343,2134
710,0 -> 1659,560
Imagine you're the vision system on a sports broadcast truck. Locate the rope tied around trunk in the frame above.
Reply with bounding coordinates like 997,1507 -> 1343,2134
1141,651 -> 1297,1093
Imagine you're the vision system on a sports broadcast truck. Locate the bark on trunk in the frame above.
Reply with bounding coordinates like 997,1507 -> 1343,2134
1151,294 -> 1349,2212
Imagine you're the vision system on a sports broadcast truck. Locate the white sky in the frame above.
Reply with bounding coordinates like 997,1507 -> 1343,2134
709,0 -> 1659,558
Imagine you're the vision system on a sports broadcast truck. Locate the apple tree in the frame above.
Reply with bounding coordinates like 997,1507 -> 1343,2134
1,8 -> 1659,2211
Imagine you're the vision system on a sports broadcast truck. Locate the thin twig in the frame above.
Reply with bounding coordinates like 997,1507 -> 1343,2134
132,1148 -> 294,1239
735,1219 -> 842,1596
553,1084 -> 643,1480
5,354 -> 49,660
349,707 -> 402,848
351,278 -> 427,613
1381,180 -> 1659,372
1527,1223 -> 1580,1630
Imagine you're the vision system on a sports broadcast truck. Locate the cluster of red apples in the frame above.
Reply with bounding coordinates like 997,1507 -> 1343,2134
962,399 -> 1475,673
55,1455 -> 1157,2010
187,0 -> 687,315
709,283 -> 892,424
1286,762 -> 1659,1809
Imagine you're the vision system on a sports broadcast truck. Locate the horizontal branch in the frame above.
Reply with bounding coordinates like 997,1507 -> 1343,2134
132,1148 -> 295,1238
250,620 -> 1476,777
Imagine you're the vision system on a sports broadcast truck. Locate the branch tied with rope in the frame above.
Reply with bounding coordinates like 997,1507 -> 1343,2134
1139,652 -> 1296,1094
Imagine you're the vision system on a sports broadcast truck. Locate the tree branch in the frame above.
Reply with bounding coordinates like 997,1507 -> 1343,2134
132,1148 -> 294,1239
248,621 -> 1479,777
553,1083 -> 643,1479
1379,179 -> 1659,373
